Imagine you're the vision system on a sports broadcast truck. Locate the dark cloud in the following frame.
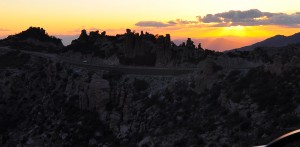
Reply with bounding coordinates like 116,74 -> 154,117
268,13 -> 300,25
135,21 -> 174,27
135,9 -> 300,29
167,21 -> 177,25
200,14 -> 223,23
198,9 -> 300,27
216,9 -> 264,21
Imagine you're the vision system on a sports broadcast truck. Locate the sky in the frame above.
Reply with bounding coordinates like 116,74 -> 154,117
1,0 -> 300,51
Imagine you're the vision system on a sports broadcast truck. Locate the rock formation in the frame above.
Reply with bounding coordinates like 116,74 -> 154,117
0,27 -> 63,51
186,38 -> 195,49
65,29 -> 207,66
2,28 -> 300,146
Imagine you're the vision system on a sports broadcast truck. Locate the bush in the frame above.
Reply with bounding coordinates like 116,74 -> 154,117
133,79 -> 149,92
102,71 -> 123,81
0,51 -> 30,68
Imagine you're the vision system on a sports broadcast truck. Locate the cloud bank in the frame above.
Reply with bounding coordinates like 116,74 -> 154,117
198,9 -> 300,27
136,9 -> 300,28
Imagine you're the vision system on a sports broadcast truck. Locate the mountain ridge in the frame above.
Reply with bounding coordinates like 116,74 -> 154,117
231,32 -> 300,51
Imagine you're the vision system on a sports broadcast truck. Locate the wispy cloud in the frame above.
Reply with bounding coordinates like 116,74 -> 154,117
135,19 -> 200,28
174,19 -> 199,25
135,21 -> 175,27
69,27 -> 102,33
0,28 -> 10,32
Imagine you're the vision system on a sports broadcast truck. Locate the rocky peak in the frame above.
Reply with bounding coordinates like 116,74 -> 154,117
8,27 -> 60,43
0,27 -> 63,51
101,31 -> 106,36
126,29 -> 132,34
198,43 -> 203,50
78,30 -> 89,42
186,38 -> 195,49
89,31 -> 100,42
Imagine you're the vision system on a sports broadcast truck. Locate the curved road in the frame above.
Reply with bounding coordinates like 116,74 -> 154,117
0,47 -> 253,76
1,47 -> 196,75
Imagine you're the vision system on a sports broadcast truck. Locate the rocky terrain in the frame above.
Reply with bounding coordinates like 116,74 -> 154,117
1,28 -> 300,146
62,29 -> 211,67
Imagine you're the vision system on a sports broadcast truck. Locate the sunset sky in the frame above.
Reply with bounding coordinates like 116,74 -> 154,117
1,0 -> 300,51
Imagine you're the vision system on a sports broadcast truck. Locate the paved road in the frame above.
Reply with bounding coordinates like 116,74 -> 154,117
68,62 -> 194,75
0,47 -> 254,76
0,47 -> 197,75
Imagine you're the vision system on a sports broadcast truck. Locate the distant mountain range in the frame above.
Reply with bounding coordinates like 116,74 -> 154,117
232,32 -> 300,51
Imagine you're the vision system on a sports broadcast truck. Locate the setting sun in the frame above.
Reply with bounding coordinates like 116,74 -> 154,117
224,25 -> 246,36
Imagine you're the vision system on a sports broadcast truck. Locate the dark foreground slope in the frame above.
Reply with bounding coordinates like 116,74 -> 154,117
1,42 -> 300,146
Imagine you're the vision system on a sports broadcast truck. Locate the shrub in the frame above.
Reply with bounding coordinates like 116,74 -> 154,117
133,79 -> 149,92
102,71 -> 123,81
0,51 -> 30,68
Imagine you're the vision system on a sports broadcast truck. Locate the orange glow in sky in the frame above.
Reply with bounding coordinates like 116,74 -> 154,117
1,0 -> 300,51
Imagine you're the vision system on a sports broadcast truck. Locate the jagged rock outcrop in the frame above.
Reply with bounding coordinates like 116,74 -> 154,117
186,38 -> 195,49
64,29 -> 208,67
65,30 -> 108,56
0,27 -> 63,51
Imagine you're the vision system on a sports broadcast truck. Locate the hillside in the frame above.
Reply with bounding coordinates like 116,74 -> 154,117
1,28 -> 300,146
0,27 -> 63,52
232,33 -> 300,51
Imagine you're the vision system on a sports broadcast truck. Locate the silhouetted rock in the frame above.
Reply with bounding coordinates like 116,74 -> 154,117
198,43 -> 203,50
66,30 -> 108,57
179,42 -> 186,47
0,27 -> 63,52
64,28 -> 207,66
79,30 -> 89,41
186,38 -> 195,49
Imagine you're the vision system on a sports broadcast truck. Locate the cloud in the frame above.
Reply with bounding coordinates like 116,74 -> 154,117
135,9 -> 300,29
69,27 -> 105,33
89,27 -> 101,31
135,21 -> 174,27
198,9 -> 300,27
199,14 -> 223,23
268,13 -> 300,26
175,19 -> 199,25
0,28 -> 10,32
167,21 -> 177,25
135,19 -> 199,28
